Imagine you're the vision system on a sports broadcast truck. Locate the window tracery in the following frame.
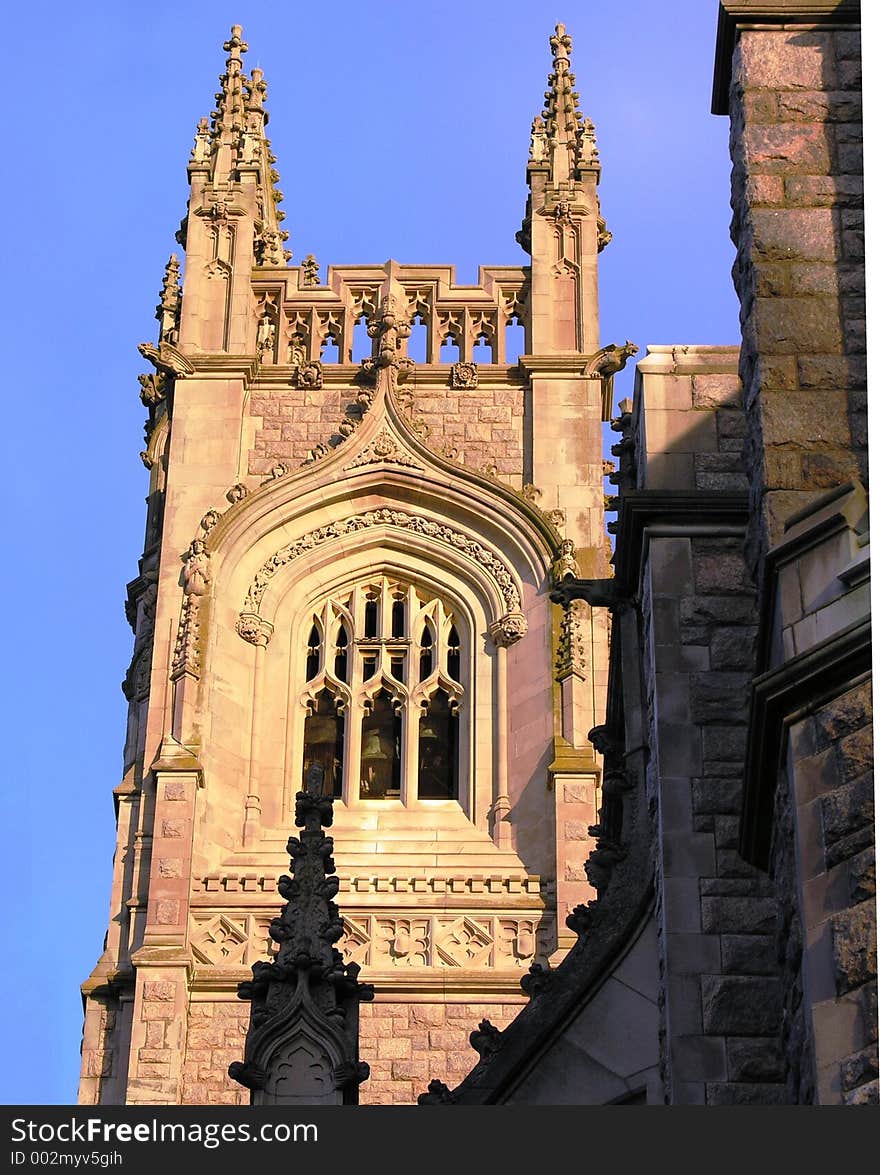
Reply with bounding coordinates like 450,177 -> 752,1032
300,577 -> 464,804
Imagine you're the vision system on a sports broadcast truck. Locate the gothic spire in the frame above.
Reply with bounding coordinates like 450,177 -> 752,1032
229,765 -> 374,1104
213,24 -> 248,136
529,23 -> 599,182
186,25 -> 291,265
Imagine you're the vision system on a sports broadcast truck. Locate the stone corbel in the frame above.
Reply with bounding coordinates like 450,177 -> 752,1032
236,612 -> 274,647
489,612 -> 528,647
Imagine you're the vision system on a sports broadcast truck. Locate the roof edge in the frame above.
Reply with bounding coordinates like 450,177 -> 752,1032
711,0 -> 861,115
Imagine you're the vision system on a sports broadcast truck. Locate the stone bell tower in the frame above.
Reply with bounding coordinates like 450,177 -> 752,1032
78,22 -> 634,1105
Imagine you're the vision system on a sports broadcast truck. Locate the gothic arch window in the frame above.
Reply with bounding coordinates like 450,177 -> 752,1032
299,576 -> 464,804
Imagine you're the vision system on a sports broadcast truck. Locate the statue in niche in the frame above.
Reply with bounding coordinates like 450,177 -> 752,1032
257,313 -> 276,361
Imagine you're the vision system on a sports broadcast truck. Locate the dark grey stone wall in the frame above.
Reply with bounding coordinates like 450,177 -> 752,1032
728,27 -> 866,582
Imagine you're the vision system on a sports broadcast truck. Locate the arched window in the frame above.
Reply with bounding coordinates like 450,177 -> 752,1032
300,577 -> 464,803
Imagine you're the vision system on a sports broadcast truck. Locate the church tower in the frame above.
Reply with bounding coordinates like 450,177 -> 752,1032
79,23 -> 632,1105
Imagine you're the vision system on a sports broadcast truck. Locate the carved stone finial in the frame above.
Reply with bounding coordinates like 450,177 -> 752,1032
301,254 -> 320,288
230,766 -> 374,1104
155,255 -> 182,345
363,295 -> 412,376
533,22 -> 596,180
190,116 -> 212,165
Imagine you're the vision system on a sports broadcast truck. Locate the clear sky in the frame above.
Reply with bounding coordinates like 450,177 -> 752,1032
0,0 -> 872,1106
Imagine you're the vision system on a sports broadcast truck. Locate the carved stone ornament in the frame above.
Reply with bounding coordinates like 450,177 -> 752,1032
244,510 -> 523,618
172,595 -> 201,679
469,1019 -> 503,1059
344,429 -> 422,471
520,961 -> 553,1000
199,508 -> 221,535
261,461 -> 290,484
301,254 -> 320,288
226,482 -> 248,504
450,361 -> 478,390
489,611 -> 529,648
229,764 -> 374,1105
137,340 -> 195,379
529,115 -> 548,163
138,373 -> 166,408
236,612 -> 274,647
417,1079 -> 455,1105
556,597 -> 589,680
291,360 -> 323,389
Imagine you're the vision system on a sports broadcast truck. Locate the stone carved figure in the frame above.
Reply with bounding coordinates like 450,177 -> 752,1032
257,313 -> 276,361
184,539 -> 211,596
552,539 -> 581,584
292,360 -> 323,389
529,116 -> 548,162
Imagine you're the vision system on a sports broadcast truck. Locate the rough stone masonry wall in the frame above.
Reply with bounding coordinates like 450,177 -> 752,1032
180,998 -> 523,1105
772,679 -> 877,1103
643,533 -> 786,1104
728,27 -> 866,579
249,381 -> 525,479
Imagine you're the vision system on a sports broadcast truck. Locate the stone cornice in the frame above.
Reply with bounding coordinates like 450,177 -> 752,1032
613,491 -> 749,595
712,0 -> 861,114
175,353 -> 261,383
189,970 -> 530,998
518,354 -> 599,378
739,616 -> 871,868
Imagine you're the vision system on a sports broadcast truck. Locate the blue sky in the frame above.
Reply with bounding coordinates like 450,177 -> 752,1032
0,1 -> 873,1105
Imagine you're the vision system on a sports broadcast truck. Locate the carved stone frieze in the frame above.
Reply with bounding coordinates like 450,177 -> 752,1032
243,509 -> 523,616
192,910 -> 544,972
